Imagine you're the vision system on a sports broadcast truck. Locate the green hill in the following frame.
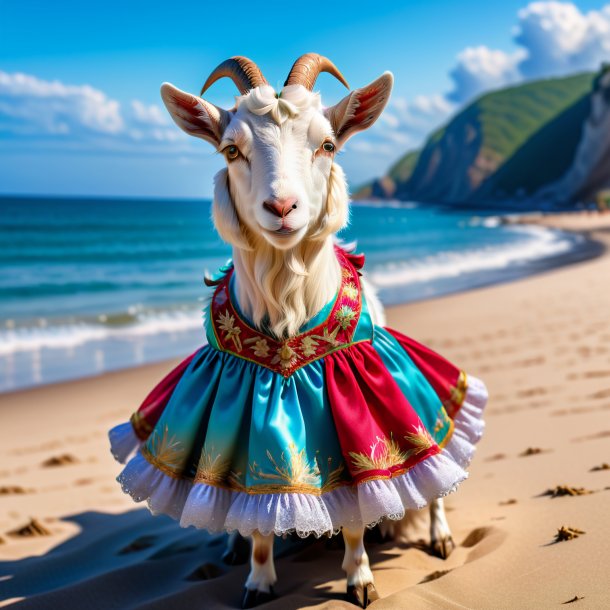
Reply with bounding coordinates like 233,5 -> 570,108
357,71 -> 599,207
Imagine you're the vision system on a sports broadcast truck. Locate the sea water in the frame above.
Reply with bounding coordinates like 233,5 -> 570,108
0,196 -> 591,392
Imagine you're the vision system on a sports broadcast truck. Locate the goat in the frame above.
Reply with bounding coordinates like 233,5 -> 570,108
113,54 -> 481,608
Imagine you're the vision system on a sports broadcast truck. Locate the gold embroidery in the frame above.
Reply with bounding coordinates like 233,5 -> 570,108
319,456 -> 346,492
349,435 -> 412,474
250,443 -> 321,487
130,411 -> 153,440
343,282 -> 358,301
403,424 -> 435,460
194,448 -> 231,485
272,342 -> 298,369
449,371 -> 468,407
312,325 -> 341,347
300,335 -> 319,357
147,425 -> 184,469
335,305 -> 356,330
216,309 -> 243,352
245,337 -> 270,358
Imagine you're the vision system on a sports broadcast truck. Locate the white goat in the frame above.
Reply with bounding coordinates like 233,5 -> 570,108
161,54 -> 455,608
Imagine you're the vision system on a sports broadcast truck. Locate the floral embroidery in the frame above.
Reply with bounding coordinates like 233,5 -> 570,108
216,309 -> 243,352
194,447 -> 231,485
312,325 -> 341,346
148,425 -> 184,469
343,282 -> 358,301
449,371 -> 468,407
318,456 -> 346,492
349,435 -> 411,474
210,248 -> 364,377
245,337 -> 270,358
403,424 -> 435,459
335,305 -> 356,330
250,443 -> 321,487
300,335 -> 319,357
272,342 -> 298,369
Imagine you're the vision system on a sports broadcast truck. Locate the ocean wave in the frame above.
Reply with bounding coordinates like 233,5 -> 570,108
368,225 -> 578,287
0,308 -> 205,356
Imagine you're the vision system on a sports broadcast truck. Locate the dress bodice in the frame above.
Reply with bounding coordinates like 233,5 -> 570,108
205,247 -> 373,377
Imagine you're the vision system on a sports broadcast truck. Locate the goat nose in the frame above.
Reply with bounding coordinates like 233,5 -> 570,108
263,197 -> 298,218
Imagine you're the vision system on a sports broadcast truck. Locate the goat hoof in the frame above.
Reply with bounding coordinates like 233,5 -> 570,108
432,535 -> 455,559
346,583 -> 379,607
222,535 -> 250,565
242,586 -> 276,608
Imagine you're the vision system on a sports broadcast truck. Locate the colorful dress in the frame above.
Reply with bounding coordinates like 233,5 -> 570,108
109,247 -> 488,537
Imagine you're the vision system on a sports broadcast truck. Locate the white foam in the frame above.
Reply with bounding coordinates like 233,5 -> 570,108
369,225 -> 578,287
0,309 -> 203,356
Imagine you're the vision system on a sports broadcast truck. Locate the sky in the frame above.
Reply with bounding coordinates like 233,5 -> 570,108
1,0 -> 609,198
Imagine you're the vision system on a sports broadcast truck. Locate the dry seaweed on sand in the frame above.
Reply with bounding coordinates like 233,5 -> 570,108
554,526 -> 585,542
562,595 -> 585,604
541,485 -> 593,498
41,453 -> 79,467
519,447 -> 546,457
590,463 -> 609,471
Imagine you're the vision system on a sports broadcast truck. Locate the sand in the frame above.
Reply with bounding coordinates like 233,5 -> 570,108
1,212 -> 609,609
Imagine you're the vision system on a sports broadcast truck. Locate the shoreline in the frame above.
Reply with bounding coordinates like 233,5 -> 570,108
2,211 -> 608,396
0,210 -> 609,607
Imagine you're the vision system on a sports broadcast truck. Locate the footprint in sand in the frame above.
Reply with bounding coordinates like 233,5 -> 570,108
484,453 -> 506,462
572,431 -> 610,443
7,518 -> 52,538
499,499 -> 517,506
118,534 -> 158,554
149,539 -> 202,560
0,485 -> 29,495
419,569 -> 451,584
187,562 -> 223,581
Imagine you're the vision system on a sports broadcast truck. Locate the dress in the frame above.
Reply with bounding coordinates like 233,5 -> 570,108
109,247 -> 488,538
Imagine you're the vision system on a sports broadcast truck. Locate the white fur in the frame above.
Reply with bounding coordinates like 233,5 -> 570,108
246,531 -> 276,593
342,526 -> 375,588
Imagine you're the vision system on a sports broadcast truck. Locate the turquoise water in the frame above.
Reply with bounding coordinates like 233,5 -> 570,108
0,196 -> 588,391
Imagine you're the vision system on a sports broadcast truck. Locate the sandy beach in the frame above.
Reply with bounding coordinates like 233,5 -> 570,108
1,212 -> 609,609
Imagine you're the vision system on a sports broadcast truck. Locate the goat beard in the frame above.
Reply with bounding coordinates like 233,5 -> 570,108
232,231 -> 341,339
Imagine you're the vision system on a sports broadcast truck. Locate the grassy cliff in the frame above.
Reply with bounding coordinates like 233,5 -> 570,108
356,71 -> 596,206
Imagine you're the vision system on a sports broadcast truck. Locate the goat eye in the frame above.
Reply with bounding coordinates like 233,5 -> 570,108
322,141 -> 335,153
224,145 -> 240,161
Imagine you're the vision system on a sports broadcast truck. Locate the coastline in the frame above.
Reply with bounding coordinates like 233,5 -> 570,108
0,211 -> 609,608
1,210 -> 607,395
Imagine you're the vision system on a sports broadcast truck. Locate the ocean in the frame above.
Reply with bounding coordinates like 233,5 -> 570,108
0,196 -> 596,392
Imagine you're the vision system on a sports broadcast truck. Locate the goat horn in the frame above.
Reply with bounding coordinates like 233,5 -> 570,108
284,53 -> 349,90
201,56 -> 268,96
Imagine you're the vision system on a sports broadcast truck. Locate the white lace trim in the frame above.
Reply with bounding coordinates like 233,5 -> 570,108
108,421 -> 141,464
111,375 -> 488,538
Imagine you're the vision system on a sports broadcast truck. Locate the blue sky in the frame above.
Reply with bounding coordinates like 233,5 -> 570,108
1,0 -> 608,198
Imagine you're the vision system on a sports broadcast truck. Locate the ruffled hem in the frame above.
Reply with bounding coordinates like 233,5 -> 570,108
110,375 -> 487,538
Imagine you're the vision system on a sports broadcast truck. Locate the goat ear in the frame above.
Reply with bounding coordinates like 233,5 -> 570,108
325,72 -> 393,148
212,169 -> 252,251
160,83 -> 229,148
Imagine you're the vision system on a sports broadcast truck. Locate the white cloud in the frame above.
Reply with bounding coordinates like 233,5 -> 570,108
448,2 -> 610,103
0,70 -> 189,153
515,2 -> 610,78
448,46 -> 523,102
131,100 -> 168,126
0,71 -> 124,135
